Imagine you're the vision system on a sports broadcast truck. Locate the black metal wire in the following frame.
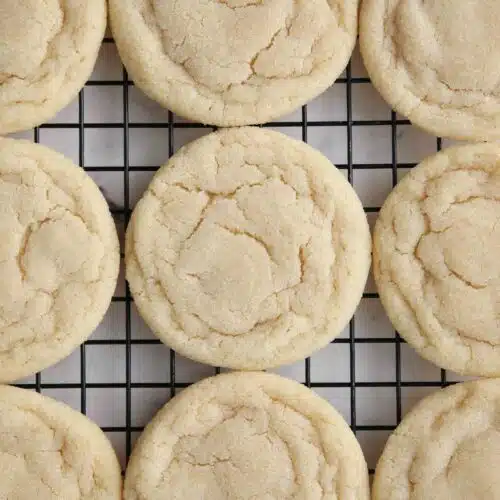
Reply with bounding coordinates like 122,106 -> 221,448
78,89 -> 87,414
35,119 -> 412,129
390,110 -> 402,424
123,67 -> 133,460
301,105 -> 312,389
16,380 -> 452,390
345,63 -> 358,433
167,110 -> 179,399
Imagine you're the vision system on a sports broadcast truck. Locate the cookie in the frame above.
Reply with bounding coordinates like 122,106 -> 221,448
360,0 -> 500,141
0,0 -> 106,135
0,138 -> 119,382
125,371 -> 369,500
373,379 -> 500,500
374,143 -> 500,376
0,385 -> 122,498
108,0 -> 359,126
126,127 -> 370,369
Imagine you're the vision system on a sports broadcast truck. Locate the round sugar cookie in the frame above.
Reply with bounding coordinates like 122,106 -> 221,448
124,371 -> 369,500
374,143 -> 500,376
0,385 -> 122,499
373,379 -> 500,500
126,127 -> 371,369
0,0 -> 106,134
108,0 -> 359,126
360,0 -> 500,141
0,138 -> 119,382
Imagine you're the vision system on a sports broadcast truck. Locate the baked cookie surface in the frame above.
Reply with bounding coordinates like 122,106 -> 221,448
126,127 -> 370,369
360,0 -> 500,140
0,385 -> 122,499
0,139 -> 119,382
0,0 -> 106,134
109,0 -> 359,126
373,379 -> 500,500
374,143 -> 500,375
125,371 -> 369,500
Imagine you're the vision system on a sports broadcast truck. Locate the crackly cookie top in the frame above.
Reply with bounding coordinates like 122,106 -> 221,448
374,143 -> 500,376
360,0 -> 500,140
0,385 -> 122,499
126,127 -> 370,369
108,0 -> 359,126
0,0 -> 106,134
373,379 -> 500,500
0,139 -> 119,382
124,372 -> 369,500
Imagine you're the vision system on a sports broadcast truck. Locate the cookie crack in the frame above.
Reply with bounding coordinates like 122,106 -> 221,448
443,254 -> 488,291
216,0 -> 264,10
17,225 -> 34,281
216,222 -> 276,265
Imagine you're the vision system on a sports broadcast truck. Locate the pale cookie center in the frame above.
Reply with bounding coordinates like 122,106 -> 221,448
176,219 -> 276,334
0,406 -> 84,497
171,406 -> 296,498
161,176 -> 331,338
394,0 -> 500,92
21,214 -> 101,292
0,0 -> 63,81
416,194 -> 500,343
150,0 -> 334,91
418,201 -> 499,289
0,172 -> 105,353
428,430 -> 500,500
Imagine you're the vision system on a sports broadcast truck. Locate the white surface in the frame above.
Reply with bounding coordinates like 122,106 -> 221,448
8,41 -> 468,473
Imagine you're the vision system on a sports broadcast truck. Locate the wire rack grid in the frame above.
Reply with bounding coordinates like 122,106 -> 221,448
9,38 -> 470,474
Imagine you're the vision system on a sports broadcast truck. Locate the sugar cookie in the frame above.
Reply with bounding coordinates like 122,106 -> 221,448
0,138 -> 119,382
125,371 -> 369,500
0,385 -> 122,499
109,0 -> 359,126
360,0 -> 500,140
374,143 -> 500,375
373,379 -> 500,500
126,127 -> 370,369
0,0 -> 106,134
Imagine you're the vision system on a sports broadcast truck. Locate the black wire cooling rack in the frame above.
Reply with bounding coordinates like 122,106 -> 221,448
12,38 -> 456,473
